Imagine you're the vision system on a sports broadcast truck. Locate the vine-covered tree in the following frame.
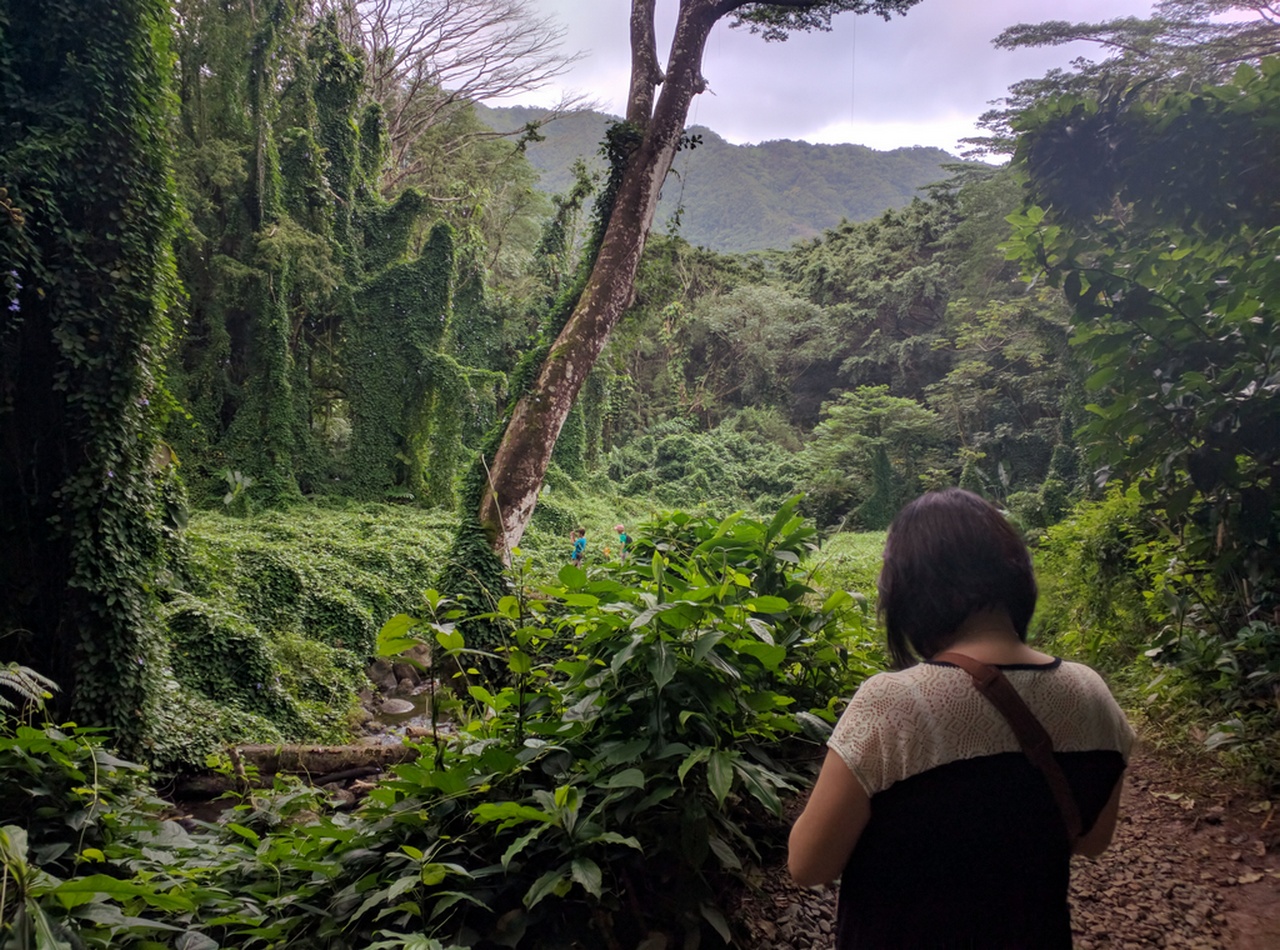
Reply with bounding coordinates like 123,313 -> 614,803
0,0 -> 179,746
169,1 -> 490,505
476,0 -> 925,555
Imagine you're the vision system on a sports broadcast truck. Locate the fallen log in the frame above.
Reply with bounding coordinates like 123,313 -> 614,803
235,742 -> 420,778
169,742 -> 424,800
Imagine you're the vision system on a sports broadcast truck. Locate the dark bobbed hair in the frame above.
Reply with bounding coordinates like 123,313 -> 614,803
877,488 -> 1037,669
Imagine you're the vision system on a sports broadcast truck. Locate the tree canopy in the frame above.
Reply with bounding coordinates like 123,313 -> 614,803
971,1 -> 1280,154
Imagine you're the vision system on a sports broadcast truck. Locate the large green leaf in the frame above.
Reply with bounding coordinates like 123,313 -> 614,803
594,737 -> 650,765
603,767 -> 647,790
524,868 -> 571,909
701,903 -> 732,943
678,747 -> 711,783
610,633 -> 644,673
731,639 -> 786,670
734,759 -> 787,815
706,750 -> 735,806
707,833 -> 741,870
647,640 -> 677,691
558,564 -> 587,589
471,802 -> 554,830
507,649 -> 533,675
502,826 -> 548,869
692,629 -> 727,662
744,595 -> 791,613
377,613 -> 423,656
52,875 -> 194,912
570,857 -> 603,898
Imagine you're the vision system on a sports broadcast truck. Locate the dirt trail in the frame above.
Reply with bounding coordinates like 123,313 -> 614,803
740,748 -> 1280,947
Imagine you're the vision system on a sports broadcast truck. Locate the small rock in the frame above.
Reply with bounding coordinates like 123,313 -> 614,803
380,698 -> 415,715
392,661 -> 420,685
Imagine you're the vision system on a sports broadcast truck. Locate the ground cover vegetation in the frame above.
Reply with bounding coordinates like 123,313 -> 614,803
3,0 -> 1280,946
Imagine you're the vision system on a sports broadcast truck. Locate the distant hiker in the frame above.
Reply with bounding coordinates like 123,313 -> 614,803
614,524 -> 630,562
570,527 -> 586,566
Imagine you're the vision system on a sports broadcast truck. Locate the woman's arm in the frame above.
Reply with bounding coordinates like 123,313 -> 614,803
788,748 -> 872,887
1074,774 -> 1124,858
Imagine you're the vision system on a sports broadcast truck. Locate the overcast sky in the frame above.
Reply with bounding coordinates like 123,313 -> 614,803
502,0 -> 1159,154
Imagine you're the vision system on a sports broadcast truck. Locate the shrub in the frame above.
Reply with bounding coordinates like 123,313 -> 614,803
1035,488 -> 1280,787
606,420 -> 800,515
1033,487 -> 1158,668
368,498 -> 882,945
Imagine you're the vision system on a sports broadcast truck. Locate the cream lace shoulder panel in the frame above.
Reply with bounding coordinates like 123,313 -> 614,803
827,661 -> 1135,797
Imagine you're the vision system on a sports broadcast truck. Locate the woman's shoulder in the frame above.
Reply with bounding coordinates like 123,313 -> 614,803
842,664 -> 959,718
1027,659 -> 1137,756
1049,658 -> 1124,700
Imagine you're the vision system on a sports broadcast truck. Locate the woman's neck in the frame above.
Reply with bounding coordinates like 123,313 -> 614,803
938,608 -> 1055,665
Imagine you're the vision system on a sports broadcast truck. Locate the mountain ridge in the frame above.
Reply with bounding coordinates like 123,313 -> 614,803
479,104 -> 964,253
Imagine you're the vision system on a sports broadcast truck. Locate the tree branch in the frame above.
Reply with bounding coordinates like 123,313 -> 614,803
626,0 -> 664,127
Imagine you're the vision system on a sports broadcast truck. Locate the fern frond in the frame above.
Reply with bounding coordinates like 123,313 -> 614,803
0,662 -> 58,712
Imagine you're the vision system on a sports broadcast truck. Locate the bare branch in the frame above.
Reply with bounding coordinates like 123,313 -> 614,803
315,0 -> 583,192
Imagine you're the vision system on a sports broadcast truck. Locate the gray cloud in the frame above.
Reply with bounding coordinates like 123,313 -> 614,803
505,0 -> 1158,152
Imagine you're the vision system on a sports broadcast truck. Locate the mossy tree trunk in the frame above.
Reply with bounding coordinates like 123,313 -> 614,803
0,0 -> 179,748
477,0 -> 711,552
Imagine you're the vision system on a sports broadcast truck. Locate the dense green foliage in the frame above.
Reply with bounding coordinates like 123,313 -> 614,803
1009,57 -> 1280,780
167,2 -> 522,505
144,502 -> 456,769
481,105 -> 959,253
973,1 -> 1280,155
0,504 -> 881,948
0,0 -> 180,750
1009,61 -> 1280,606
587,172 -> 1081,530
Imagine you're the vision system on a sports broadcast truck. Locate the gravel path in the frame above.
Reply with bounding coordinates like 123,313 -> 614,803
739,749 -> 1280,948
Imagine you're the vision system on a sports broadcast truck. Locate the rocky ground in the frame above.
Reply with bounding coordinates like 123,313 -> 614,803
738,748 -> 1280,948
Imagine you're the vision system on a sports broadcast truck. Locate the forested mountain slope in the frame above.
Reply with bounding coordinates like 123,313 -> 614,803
480,104 -> 963,252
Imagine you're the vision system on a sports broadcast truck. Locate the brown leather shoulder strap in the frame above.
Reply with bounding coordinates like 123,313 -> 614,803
933,651 -> 1083,843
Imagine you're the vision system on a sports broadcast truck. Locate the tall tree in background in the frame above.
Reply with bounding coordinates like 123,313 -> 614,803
0,0 -> 178,746
477,0 -> 924,555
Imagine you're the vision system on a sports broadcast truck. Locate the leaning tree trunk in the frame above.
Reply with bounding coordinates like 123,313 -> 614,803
478,0 -> 717,553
